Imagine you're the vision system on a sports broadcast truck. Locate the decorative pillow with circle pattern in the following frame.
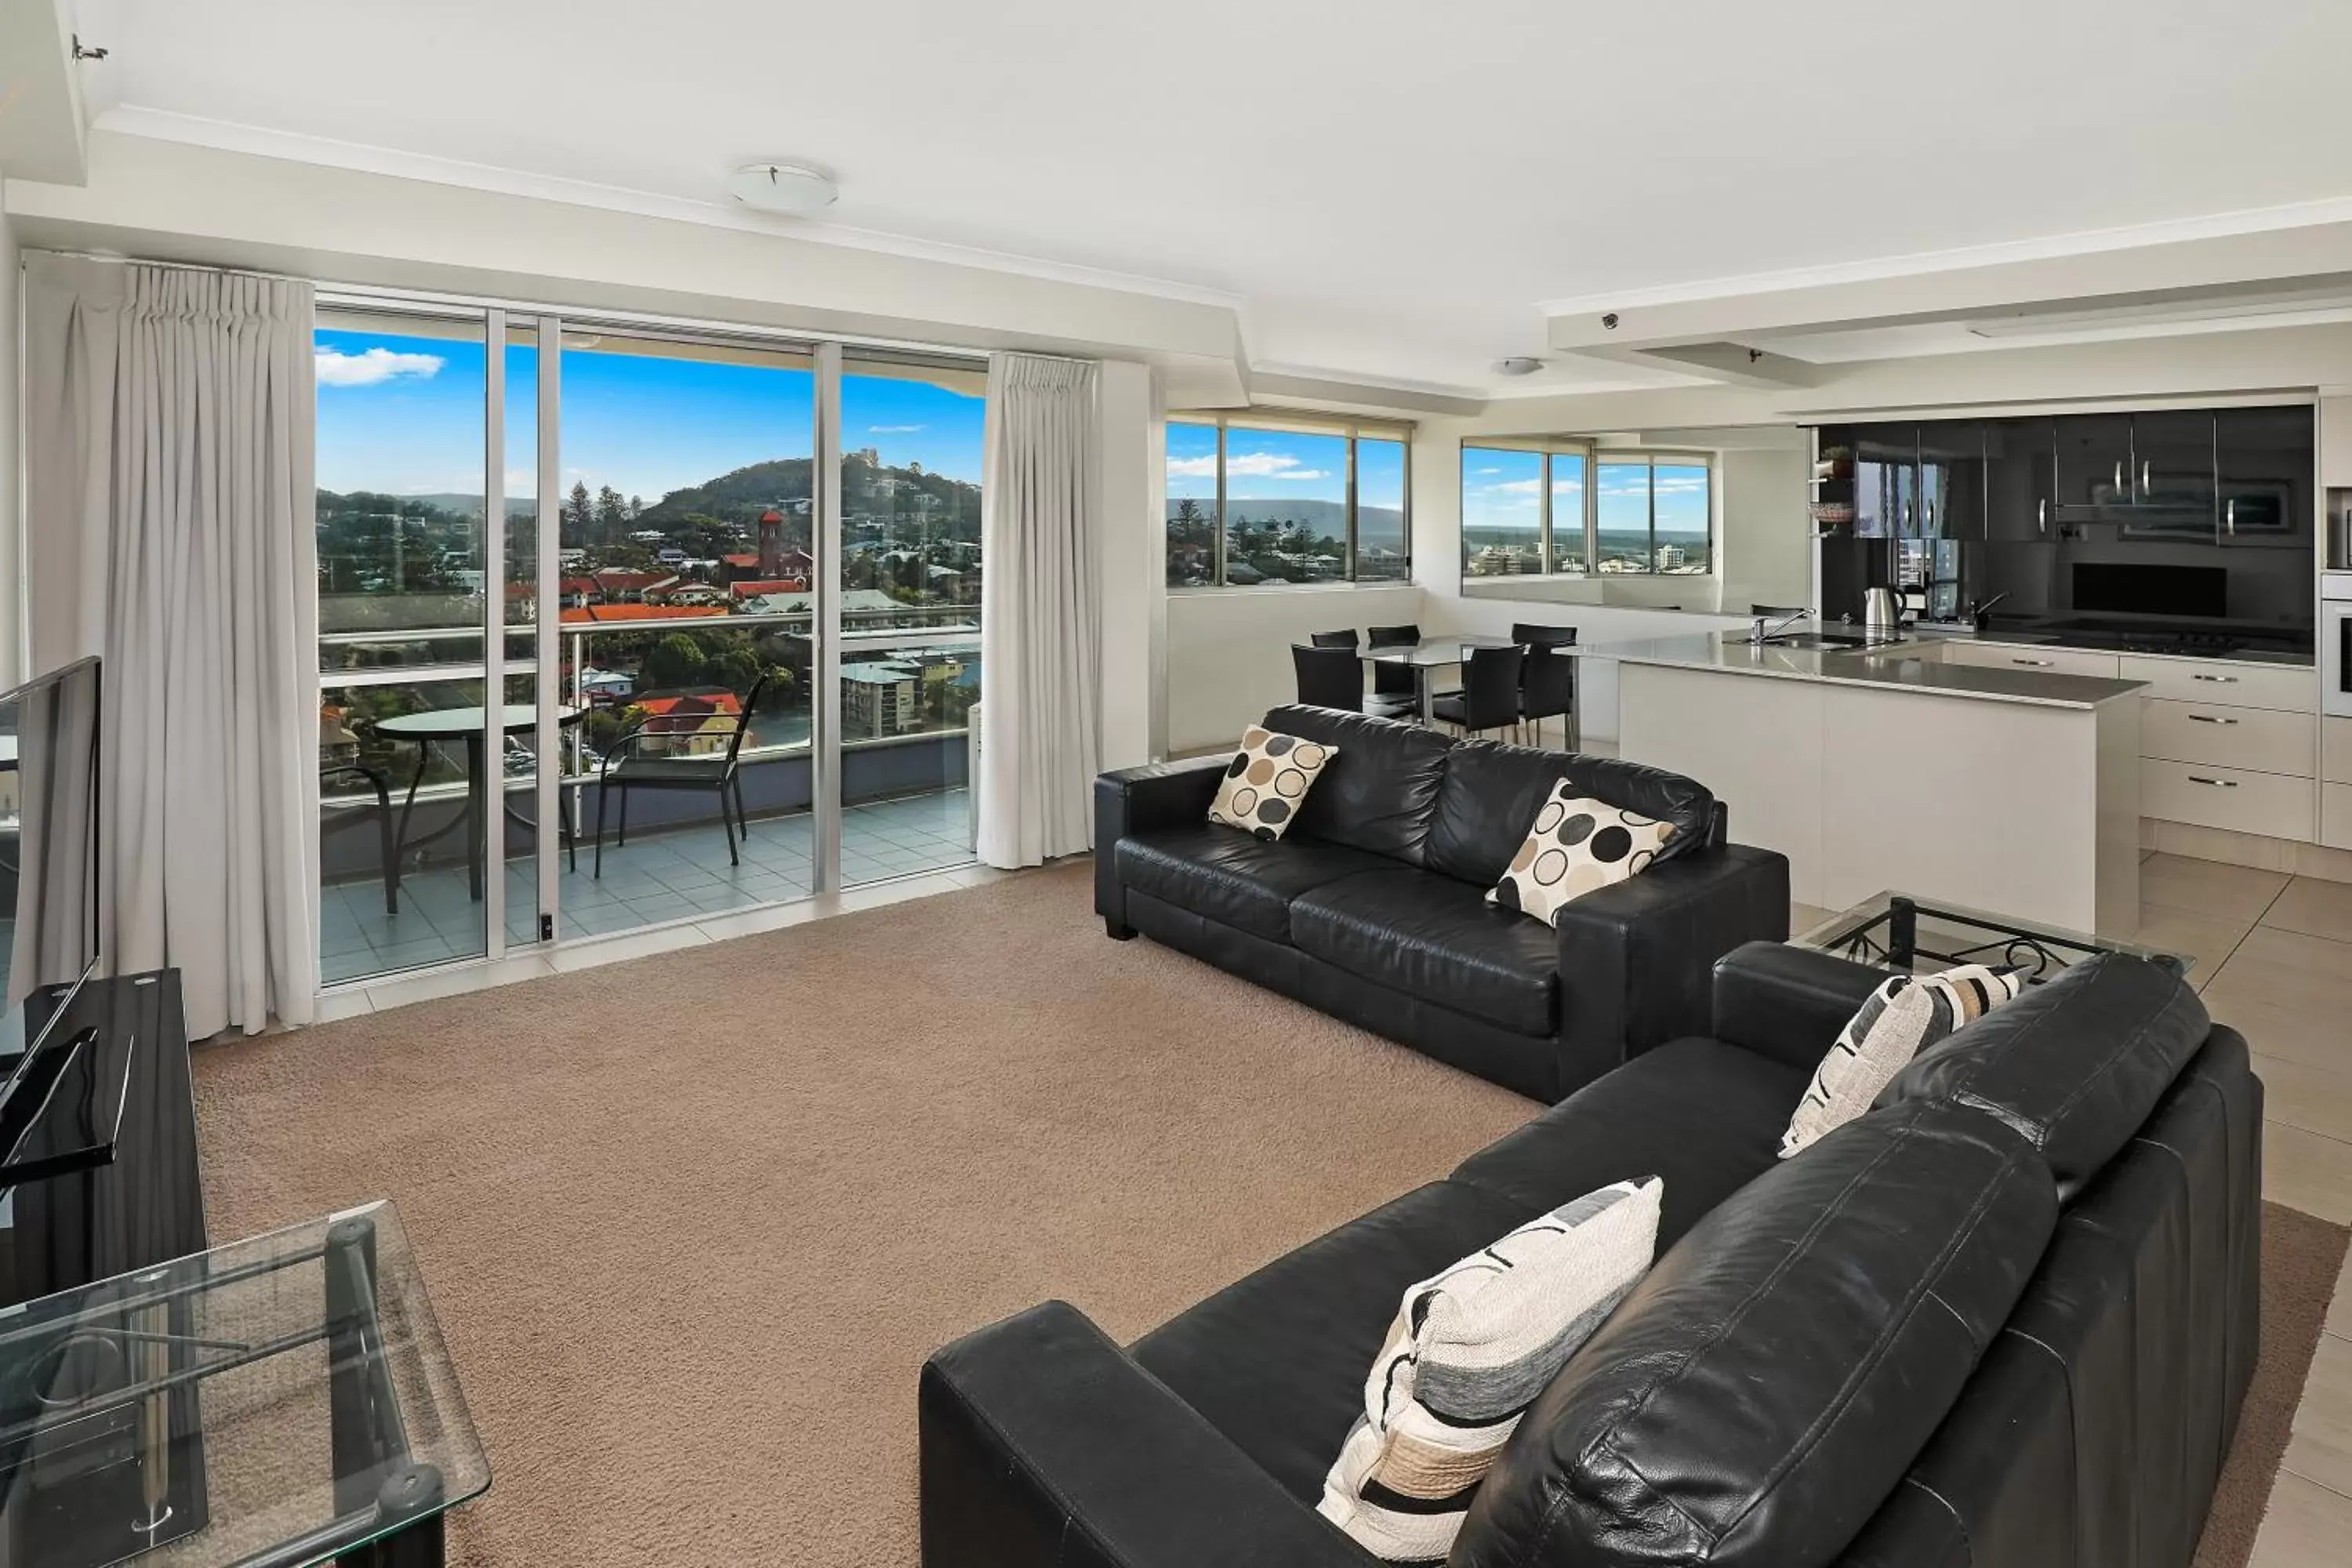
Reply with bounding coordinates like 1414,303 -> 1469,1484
1486,782 -> 1675,927
1206,725 -> 1336,841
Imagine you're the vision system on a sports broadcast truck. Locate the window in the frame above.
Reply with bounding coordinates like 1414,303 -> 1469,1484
1598,456 -> 1713,575
1164,418 -> 1411,587
1461,448 -> 1544,576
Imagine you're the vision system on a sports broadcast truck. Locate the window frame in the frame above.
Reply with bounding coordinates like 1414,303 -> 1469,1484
1461,439 -> 1595,579
1166,413 -> 1414,590
1592,450 -> 1715,577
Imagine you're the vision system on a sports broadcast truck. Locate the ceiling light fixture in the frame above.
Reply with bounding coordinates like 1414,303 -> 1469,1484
1495,357 -> 1545,376
727,162 -> 839,216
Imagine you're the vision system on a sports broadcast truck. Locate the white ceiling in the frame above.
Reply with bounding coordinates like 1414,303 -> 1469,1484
63,0 -> 2352,395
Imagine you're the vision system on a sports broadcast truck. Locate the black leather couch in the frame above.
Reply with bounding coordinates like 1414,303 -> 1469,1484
1094,706 -> 1791,1102
921,943 -> 2260,1568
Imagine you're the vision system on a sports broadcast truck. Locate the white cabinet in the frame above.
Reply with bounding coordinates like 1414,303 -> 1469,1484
2142,699 -> 2316,777
2140,758 -> 2316,839
2117,655 -> 2315,714
2321,395 -> 2352,488
2325,717 -> 2352,784
2326,782 -> 2352,850
1940,641 -> 2121,679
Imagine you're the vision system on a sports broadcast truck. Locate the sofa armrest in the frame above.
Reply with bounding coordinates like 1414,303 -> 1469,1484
1709,940 -> 1892,1073
1094,757 -> 1231,931
1551,844 -> 1791,1087
920,1301 -> 1368,1568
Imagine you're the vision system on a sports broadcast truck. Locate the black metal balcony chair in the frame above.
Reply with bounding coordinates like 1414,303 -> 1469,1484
1364,622 -> 1422,720
320,716 -> 401,916
1291,644 -> 1365,713
594,673 -> 771,877
1431,644 -> 1525,741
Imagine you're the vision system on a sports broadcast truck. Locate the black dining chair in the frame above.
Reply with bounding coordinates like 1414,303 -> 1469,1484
1431,644 -> 1524,741
1364,623 -> 1422,719
1308,630 -> 1360,648
1291,644 -> 1365,713
595,672 -> 771,876
1519,641 -> 1577,750
1511,622 -> 1579,648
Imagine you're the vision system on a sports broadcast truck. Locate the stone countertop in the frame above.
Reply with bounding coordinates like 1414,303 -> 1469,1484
1588,629 -> 2147,710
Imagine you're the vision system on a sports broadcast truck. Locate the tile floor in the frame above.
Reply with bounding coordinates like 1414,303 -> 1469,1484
320,787 -> 973,984
1798,852 -> 2352,1563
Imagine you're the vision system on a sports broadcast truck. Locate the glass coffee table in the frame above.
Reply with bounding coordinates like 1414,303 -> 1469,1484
0,1200 -> 485,1567
1792,889 -> 2190,985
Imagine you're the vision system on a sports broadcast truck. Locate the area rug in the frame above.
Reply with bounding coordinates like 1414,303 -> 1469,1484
192,863 -> 1535,1566
2194,1201 -> 2350,1568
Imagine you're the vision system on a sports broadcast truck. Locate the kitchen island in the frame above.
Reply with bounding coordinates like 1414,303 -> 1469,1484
1604,630 -> 2143,935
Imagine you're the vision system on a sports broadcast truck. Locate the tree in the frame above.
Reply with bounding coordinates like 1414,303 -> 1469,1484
641,633 -> 707,691
595,485 -> 629,540
626,495 -> 644,521
562,481 -> 593,547
706,648 -> 766,697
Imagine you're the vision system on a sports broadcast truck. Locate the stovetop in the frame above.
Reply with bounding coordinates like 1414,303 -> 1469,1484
1955,619 -> 2316,666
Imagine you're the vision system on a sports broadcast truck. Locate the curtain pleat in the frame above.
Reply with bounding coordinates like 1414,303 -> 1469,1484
23,254 -> 319,1037
977,354 -> 1102,868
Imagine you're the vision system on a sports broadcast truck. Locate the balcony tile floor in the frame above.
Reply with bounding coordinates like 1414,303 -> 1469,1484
321,787 -> 971,984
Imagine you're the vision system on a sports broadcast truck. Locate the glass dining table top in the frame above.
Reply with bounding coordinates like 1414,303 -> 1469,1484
1358,636 -> 1584,667
0,1200 -> 487,1568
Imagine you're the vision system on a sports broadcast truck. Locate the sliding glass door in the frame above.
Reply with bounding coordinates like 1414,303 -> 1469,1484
314,303 -> 985,985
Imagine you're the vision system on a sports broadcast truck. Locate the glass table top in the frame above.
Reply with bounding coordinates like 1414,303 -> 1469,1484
0,1200 -> 486,1568
1360,636 -> 1525,667
1791,887 -> 2190,984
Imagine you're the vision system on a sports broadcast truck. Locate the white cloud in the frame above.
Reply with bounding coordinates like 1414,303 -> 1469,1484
1475,466 -> 1503,476
1167,455 -> 1218,478
1488,478 -> 1542,495
1226,451 -> 1330,481
316,347 -> 445,388
868,424 -> 926,434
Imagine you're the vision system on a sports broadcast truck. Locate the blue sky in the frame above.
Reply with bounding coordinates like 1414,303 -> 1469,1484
315,327 -> 984,500
1461,447 -> 1709,539
1166,423 -> 1408,539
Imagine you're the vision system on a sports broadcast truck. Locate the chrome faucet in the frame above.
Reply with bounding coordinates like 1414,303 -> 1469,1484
1748,607 -> 1815,644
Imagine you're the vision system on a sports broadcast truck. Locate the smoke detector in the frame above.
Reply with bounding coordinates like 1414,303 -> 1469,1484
1495,357 -> 1545,376
728,162 -> 839,216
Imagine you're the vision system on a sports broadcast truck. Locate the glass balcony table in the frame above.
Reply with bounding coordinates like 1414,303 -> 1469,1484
0,1200 -> 485,1568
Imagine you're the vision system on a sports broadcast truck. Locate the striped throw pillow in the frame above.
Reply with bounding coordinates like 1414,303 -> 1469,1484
1316,1178 -> 1664,1563
1779,964 -> 2024,1159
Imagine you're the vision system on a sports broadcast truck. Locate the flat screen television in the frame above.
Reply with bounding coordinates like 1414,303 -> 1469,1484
0,656 -> 103,1115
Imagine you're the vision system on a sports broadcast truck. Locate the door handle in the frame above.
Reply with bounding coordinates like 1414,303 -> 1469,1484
2187,775 -> 2239,788
2037,498 -> 2047,533
2141,459 -> 2151,496
2226,498 -> 2237,537
2190,672 -> 2239,684
2186,713 -> 2240,724
2012,658 -> 2055,667
2114,460 -> 2125,495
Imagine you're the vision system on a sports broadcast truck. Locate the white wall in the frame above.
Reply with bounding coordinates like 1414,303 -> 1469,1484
1715,445 -> 1812,613
0,176 -> 18,687
1166,583 -> 1424,753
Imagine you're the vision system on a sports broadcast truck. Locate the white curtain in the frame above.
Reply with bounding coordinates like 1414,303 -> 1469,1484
22,253 -> 319,1038
977,353 -> 1102,868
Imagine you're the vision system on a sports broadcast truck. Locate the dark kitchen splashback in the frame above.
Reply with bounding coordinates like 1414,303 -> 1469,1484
1811,405 -> 2316,657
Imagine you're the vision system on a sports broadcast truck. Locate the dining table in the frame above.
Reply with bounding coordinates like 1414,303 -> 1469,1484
372,703 -> 583,902
1355,636 -> 1588,748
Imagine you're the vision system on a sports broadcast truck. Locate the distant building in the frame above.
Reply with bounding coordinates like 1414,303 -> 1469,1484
1654,543 -> 1687,571
841,659 -> 922,739
577,667 -> 637,706
590,567 -> 679,602
729,578 -> 810,603
629,690 -> 746,756
557,603 -> 727,626
757,507 -> 787,578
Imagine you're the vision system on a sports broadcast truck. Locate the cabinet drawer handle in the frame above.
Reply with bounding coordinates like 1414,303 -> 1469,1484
2186,713 -> 2241,724
2190,673 -> 2239,683
2187,775 -> 2239,788
2012,657 -> 2055,667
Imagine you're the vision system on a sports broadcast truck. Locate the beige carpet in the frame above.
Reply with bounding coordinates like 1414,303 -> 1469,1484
192,864 -> 1535,1565
193,865 -> 2344,1566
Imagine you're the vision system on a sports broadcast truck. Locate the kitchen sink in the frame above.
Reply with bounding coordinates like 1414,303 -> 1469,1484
1746,631 -> 1896,652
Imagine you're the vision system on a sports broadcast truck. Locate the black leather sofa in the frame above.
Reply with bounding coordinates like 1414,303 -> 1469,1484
1094,706 -> 1791,1102
921,942 -> 2260,1568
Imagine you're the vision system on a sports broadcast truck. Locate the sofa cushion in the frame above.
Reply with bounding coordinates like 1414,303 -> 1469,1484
1261,704 -> 1454,867
1290,868 -> 1559,1037
1115,826 -> 1392,944
1425,741 -> 1719,889
1206,724 -> 1337,842
1450,1037 -> 1806,1243
1318,1178 -> 1664,1563
1450,1099 -> 2060,1568
1129,1179 -> 1541,1505
1780,964 -> 2024,1159
1878,952 -> 2211,1197
1487,785 -> 1677,927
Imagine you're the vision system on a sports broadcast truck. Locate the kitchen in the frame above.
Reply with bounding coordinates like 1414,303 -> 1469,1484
1593,397 -> 2347,934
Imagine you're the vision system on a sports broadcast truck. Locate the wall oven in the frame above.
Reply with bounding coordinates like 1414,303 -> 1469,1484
2326,574 -> 2352,717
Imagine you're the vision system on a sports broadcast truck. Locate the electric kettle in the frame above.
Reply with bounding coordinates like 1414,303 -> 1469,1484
1863,586 -> 1902,636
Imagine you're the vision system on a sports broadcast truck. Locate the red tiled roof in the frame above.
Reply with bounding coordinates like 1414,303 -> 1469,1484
557,604 -> 728,624
722,554 -> 761,569
729,578 -> 808,597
